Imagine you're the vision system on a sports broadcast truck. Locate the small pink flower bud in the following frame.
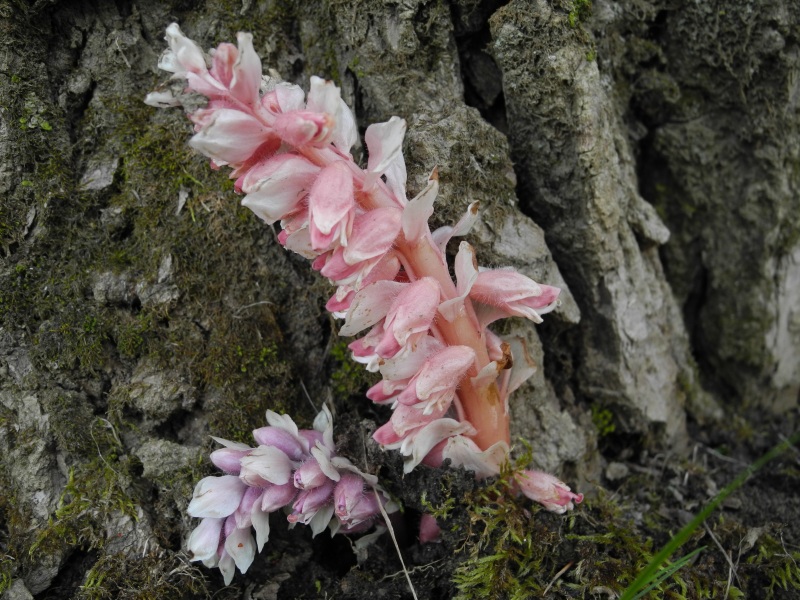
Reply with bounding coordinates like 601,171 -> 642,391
515,470 -> 584,514
261,481 -> 298,513
251,426 -> 307,460
288,479 -> 335,524
210,447 -> 247,474
418,514 -> 441,544
294,458 -> 330,490
333,473 -> 365,519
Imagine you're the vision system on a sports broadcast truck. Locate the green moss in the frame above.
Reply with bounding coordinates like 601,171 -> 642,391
29,419 -> 138,559
567,0 -> 592,28
329,339 -> 379,403
591,404 -> 617,437
78,550 -> 207,600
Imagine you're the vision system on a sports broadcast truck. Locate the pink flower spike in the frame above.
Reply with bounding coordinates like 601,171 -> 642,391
229,32 -> 262,107
419,514 -> 441,544
469,269 -> 560,325
274,110 -> 334,147
515,470 -> 584,514
187,475 -> 247,519
187,517 -> 224,562
374,277 -> 441,358
308,161 -> 355,251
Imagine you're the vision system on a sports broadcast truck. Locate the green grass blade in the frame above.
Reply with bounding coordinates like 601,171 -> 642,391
619,432 -> 800,600
631,546 -> 706,599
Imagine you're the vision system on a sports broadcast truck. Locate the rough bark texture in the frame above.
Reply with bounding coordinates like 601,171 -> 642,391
1,0 -> 798,598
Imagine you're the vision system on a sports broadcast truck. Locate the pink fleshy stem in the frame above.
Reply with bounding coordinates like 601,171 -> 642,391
397,234 -> 510,451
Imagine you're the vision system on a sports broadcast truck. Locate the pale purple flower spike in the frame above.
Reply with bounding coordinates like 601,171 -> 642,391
186,406 -> 396,584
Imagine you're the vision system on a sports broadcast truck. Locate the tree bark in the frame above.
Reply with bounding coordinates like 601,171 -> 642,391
1,0 -> 797,597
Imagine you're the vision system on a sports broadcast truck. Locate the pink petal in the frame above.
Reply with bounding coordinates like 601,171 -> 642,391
364,116 -> 406,193
375,277 -> 440,358
342,207 -> 402,266
241,154 -> 319,224
189,109 -> 271,167
229,32 -> 262,106
251,426 -> 307,461
308,161 -> 355,251
338,280 -> 404,337
210,42 -> 237,87
274,110 -> 334,147
261,481 -> 298,512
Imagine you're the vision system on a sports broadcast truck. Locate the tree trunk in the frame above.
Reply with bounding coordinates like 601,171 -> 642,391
1,0 -> 797,597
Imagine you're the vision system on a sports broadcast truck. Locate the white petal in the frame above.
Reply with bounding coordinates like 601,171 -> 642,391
239,446 -> 295,485
251,503 -> 271,552
275,82 -> 306,112
402,418 -> 475,473
311,445 -> 340,482
143,90 -> 180,107
364,117 -> 406,189
186,517 -> 223,562
442,437 -> 509,479
211,436 -> 251,450
224,527 -> 256,574
187,475 -> 246,518
401,169 -> 438,242
309,504 -> 336,537
218,552 -> 236,585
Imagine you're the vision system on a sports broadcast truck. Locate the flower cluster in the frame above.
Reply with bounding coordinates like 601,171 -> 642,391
147,22 -> 583,578
186,407 -> 396,584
